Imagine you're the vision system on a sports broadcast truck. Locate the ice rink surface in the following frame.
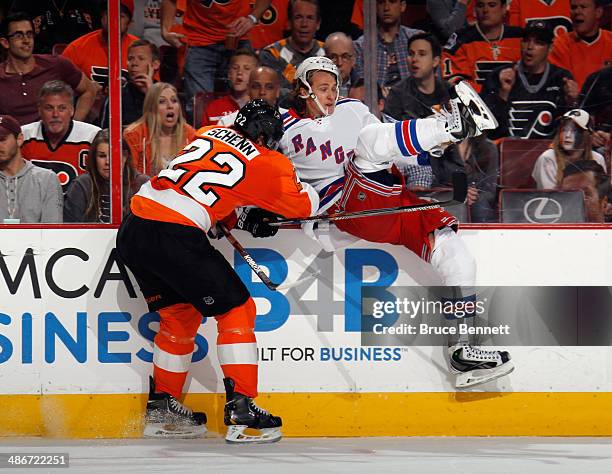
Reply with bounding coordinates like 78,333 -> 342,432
2,437 -> 612,474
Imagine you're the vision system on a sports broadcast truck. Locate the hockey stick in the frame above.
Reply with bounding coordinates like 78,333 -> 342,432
269,172 -> 468,226
218,223 -> 320,291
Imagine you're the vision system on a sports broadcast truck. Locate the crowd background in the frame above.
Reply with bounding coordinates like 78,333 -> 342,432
0,0 -> 610,224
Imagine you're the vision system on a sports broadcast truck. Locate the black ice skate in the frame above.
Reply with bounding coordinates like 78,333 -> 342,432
449,344 -> 514,388
144,376 -> 207,438
442,81 -> 499,142
223,377 -> 282,444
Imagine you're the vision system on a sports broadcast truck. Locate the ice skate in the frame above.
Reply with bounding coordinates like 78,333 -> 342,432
143,377 -> 207,438
440,81 -> 498,141
449,344 -> 514,388
224,377 -> 282,444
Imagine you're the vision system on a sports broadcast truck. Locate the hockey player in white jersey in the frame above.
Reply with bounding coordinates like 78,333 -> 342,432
279,57 -> 513,388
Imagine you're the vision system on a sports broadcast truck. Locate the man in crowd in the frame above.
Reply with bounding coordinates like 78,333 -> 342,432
562,160 -> 609,223
354,0 -> 423,91
0,12 -> 99,125
101,39 -> 161,129
21,81 -> 101,192
0,114 -> 62,223
481,21 -> 579,140
550,0 -> 612,90
260,0 -> 325,98
442,0 -> 522,92
218,66 -> 283,126
62,0 -> 139,88
324,32 -> 357,96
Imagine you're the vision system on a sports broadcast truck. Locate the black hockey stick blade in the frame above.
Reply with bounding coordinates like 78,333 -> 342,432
270,172 -> 469,227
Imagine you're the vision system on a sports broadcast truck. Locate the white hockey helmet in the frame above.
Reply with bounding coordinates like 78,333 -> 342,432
295,56 -> 341,117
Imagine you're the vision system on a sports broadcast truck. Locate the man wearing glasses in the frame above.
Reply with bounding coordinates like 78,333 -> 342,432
0,12 -> 99,125
324,32 -> 357,96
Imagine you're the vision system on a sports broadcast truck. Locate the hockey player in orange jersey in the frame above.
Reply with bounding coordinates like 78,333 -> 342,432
116,99 -> 318,443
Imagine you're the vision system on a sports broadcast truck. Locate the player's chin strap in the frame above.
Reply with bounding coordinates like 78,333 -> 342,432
298,79 -> 339,117
268,172 -> 469,227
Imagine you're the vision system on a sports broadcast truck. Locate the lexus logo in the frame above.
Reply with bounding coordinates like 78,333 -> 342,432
523,197 -> 563,223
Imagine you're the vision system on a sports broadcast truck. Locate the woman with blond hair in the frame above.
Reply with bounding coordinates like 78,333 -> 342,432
124,82 -> 196,176
532,109 -> 606,189
64,130 -> 149,223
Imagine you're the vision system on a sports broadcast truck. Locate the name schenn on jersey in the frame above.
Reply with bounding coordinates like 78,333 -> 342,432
203,128 -> 260,160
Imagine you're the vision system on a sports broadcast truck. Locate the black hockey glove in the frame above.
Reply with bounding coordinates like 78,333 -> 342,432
236,207 -> 280,238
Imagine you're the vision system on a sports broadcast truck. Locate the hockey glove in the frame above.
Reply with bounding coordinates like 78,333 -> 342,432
236,207 -> 280,238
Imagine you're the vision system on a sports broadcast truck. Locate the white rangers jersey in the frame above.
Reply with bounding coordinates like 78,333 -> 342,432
279,98 -> 379,209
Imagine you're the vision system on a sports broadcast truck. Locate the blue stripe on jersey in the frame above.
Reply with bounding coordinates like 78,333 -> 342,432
409,119 -> 424,153
394,122 -> 409,156
417,153 -> 430,165
283,118 -> 300,132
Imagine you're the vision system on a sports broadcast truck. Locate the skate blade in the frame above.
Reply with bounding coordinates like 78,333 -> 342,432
225,425 -> 282,444
454,81 -> 498,132
455,361 -> 515,388
144,422 -> 207,439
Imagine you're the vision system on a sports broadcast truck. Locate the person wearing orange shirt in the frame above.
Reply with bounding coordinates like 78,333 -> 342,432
506,0 -> 572,37
249,0 -> 290,50
549,0 -> 612,90
116,99 -> 318,442
160,0 -> 271,119
62,0 -> 139,88
442,0 -> 522,92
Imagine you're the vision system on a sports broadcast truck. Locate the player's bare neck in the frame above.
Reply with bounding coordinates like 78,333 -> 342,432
416,74 -> 436,95
478,23 -> 503,42
379,23 -> 400,43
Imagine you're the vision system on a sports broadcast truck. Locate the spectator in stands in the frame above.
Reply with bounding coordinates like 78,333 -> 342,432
201,49 -> 259,126
481,21 -> 579,140
249,0 -> 290,50
161,0 -> 270,117
561,159 -> 609,223
21,80 -> 101,193
550,0 -> 612,90
506,0 -> 572,36
353,0 -> 423,91
0,12 -> 99,125
0,114 -> 62,223
384,33 -> 452,121
9,1 -> 99,55
260,0 -> 325,98
218,66 -> 283,126
434,135 -> 499,222
62,0 -> 139,88
124,82 -> 196,176
580,65 -> 612,150
324,32 -> 357,96
100,39 -> 161,129
532,109 -> 607,189
64,129 -> 148,223
426,0 -> 471,44
442,0 -> 522,92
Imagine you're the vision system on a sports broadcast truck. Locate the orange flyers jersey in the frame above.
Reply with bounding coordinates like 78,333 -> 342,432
131,126 -> 319,232
507,0 -> 571,37
62,30 -> 139,86
549,30 -> 612,89
21,120 -> 101,192
184,0 -> 250,47
442,25 -> 523,92
249,0 -> 289,50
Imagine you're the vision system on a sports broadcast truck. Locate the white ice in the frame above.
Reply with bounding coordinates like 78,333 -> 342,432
2,437 -> 612,474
